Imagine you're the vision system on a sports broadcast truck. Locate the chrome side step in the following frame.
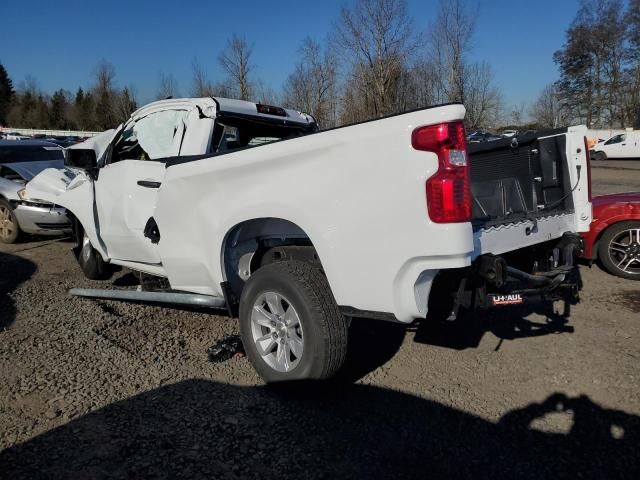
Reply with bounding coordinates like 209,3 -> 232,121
68,288 -> 226,309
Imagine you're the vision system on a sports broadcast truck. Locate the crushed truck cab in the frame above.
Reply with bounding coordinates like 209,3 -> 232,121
27,97 -> 592,382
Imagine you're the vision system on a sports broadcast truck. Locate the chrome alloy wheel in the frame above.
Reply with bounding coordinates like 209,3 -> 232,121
608,227 -> 640,276
250,291 -> 304,372
81,232 -> 92,263
0,204 -> 16,241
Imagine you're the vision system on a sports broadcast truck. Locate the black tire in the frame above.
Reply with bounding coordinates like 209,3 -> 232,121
592,151 -> 607,161
598,221 -> 640,280
75,228 -> 112,280
0,198 -> 21,244
239,261 -> 348,382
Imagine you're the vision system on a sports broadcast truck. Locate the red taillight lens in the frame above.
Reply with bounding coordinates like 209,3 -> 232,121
583,136 -> 592,202
412,121 -> 472,223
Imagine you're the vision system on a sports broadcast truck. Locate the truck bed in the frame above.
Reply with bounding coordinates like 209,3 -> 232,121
469,128 -> 575,229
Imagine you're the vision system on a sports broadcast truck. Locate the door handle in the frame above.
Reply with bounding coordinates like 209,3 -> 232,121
137,180 -> 162,188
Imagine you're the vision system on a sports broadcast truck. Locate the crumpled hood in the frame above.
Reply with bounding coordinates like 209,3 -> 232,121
0,160 -> 65,181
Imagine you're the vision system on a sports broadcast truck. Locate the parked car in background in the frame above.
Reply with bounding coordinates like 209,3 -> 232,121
0,140 -> 71,243
590,131 -> 640,160
581,192 -> 640,280
502,129 -> 518,137
4,133 -> 32,141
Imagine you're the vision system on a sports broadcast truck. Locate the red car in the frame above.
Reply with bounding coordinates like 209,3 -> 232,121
581,192 -> 640,280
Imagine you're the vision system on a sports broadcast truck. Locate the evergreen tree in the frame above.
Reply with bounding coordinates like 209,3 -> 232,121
0,63 -> 14,125
50,89 -> 68,129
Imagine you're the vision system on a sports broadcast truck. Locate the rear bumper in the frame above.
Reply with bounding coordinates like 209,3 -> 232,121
440,233 -> 583,316
13,203 -> 71,236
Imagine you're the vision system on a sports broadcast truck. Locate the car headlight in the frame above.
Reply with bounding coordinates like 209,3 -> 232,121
17,188 -> 53,207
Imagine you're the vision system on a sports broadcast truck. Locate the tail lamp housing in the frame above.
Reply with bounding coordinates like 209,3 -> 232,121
412,121 -> 472,223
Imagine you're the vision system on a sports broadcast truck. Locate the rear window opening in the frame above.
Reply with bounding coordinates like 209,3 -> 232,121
211,114 -> 317,154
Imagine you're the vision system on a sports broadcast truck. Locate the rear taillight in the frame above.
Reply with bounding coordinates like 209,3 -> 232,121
583,136 -> 592,202
412,121 -> 472,223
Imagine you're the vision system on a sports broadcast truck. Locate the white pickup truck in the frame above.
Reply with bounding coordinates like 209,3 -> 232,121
27,97 -> 592,382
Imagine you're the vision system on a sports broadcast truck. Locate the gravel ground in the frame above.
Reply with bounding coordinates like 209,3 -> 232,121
0,165 -> 639,479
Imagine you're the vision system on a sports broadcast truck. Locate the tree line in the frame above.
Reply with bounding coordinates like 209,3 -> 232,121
533,0 -> 639,129
0,0 -> 638,133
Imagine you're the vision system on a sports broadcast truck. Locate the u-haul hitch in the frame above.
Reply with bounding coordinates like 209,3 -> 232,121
447,234 -> 583,313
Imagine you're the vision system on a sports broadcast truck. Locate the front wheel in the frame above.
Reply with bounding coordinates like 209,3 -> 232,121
598,221 -> 640,280
239,261 -> 348,382
592,151 -> 607,161
0,199 -> 20,244
76,230 -> 112,280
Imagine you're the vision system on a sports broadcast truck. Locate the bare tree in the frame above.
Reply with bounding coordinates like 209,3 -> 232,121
426,0 -> 502,129
530,84 -> 568,128
191,59 -> 215,97
218,34 -> 253,101
399,59 -> 441,111
114,86 -> 138,123
554,0 -> 628,128
254,81 -> 281,106
335,0 -> 418,119
509,101 -> 528,126
626,0 -> 640,128
464,62 -> 503,129
284,38 -> 338,127
93,61 -> 118,129
428,0 -> 476,104
157,72 -> 179,99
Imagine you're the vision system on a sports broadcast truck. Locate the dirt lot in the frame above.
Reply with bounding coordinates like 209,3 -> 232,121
0,164 -> 639,479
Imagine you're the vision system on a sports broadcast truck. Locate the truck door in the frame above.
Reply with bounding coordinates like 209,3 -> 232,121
94,109 -> 187,264
603,133 -> 626,158
619,132 -> 637,158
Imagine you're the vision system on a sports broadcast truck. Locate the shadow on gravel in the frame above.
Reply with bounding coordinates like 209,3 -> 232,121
0,382 -> 637,479
338,318 -> 406,382
0,252 -> 36,329
413,302 -> 574,351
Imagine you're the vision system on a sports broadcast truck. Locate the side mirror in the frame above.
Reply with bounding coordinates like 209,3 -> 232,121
65,148 -> 98,177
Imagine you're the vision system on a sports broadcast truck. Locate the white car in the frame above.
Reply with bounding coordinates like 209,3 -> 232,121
0,140 -> 71,243
27,97 -> 592,382
591,131 -> 640,160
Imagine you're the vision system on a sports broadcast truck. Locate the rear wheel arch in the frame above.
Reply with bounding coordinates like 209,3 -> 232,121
220,218 -> 324,306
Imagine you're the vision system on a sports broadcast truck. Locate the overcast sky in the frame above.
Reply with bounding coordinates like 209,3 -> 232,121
1,0 -> 581,108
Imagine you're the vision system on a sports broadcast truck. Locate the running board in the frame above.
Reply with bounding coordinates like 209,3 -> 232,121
68,288 -> 227,309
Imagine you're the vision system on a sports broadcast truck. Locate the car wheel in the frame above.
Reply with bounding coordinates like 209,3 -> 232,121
76,229 -> 112,280
239,261 -> 348,382
592,151 -> 607,161
598,221 -> 640,280
0,199 -> 20,244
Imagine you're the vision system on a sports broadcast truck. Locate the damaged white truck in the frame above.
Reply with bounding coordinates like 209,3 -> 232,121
27,97 -> 593,382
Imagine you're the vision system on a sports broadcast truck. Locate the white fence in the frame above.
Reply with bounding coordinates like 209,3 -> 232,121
0,127 -> 100,138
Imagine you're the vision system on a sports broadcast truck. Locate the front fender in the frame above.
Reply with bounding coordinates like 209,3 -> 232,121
26,168 -> 108,259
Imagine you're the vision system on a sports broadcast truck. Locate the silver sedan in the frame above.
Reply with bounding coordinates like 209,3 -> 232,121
0,140 -> 71,243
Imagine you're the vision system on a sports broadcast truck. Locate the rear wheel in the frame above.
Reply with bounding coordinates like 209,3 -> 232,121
0,199 -> 20,244
239,261 -> 348,382
598,221 -> 640,280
